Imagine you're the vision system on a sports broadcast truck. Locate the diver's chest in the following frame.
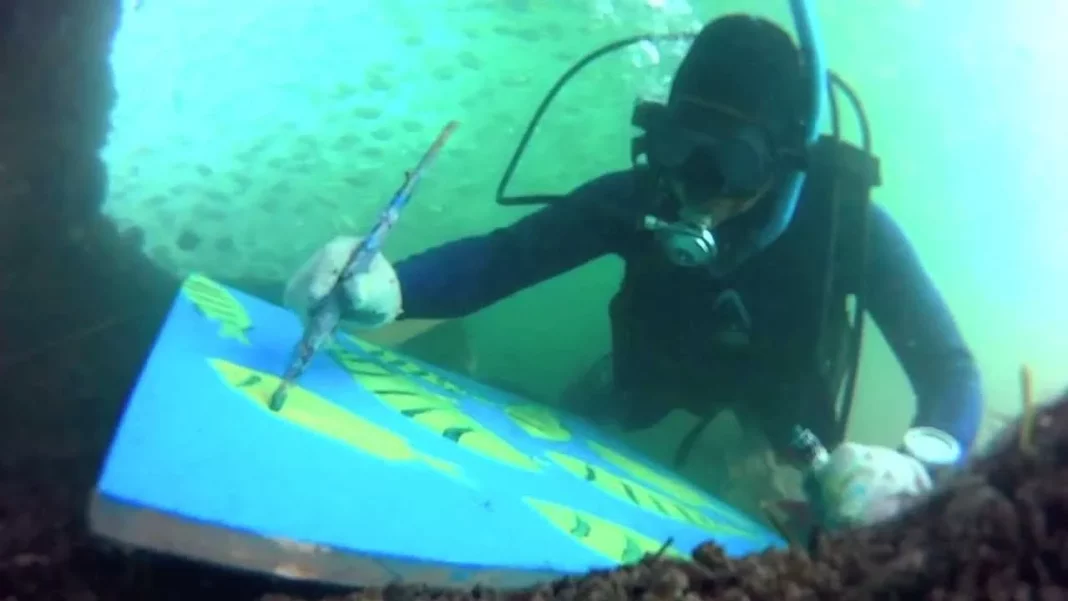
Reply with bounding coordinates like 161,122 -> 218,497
618,248 -> 826,349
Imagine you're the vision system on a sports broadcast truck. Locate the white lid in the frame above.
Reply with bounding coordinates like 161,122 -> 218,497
902,427 -> 962,466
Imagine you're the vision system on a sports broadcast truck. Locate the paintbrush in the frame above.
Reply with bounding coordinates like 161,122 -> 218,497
269,121 -> 459,411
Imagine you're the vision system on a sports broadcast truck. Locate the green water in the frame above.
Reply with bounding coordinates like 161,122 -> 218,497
99,0 -> 1067,493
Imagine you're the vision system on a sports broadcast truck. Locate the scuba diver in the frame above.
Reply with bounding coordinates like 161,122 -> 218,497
281,13 -> 982,525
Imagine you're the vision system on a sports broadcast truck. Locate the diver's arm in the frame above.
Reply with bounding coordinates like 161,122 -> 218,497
393,172 -> 633,319
864,205 -> 983,455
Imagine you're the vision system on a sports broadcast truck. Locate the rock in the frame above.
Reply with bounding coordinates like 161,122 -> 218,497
0,0 -> 178,471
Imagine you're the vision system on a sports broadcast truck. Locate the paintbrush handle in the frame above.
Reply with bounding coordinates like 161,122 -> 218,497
270,121 -> 459,411
343,121 -> 460,279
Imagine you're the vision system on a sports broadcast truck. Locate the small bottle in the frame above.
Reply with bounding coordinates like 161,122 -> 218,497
790,425 -> 830,473
787,426 -> 833,529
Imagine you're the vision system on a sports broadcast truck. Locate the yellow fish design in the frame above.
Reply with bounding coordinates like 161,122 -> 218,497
588,441 -> 711,508
546,451 -> 757,540
208,358 -> 462,479
349,336 -> 573,450
506,403 -> 572,443
344,335 -> 467,397
524,497 -> 684,564
182,274 -> 253,344
329,344 -> 540,472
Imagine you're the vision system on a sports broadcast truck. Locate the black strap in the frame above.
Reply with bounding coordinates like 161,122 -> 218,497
671,138 -> 880,468
808,137 -> 880,444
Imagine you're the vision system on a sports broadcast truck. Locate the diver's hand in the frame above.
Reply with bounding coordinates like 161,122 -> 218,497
283,235 -> 403,330
810,442 -> 933,529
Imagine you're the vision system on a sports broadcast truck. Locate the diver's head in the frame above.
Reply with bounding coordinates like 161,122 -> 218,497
635,15 -> 809,230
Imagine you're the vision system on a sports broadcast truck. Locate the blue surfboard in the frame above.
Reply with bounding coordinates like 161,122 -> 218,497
89,275 -> 785,590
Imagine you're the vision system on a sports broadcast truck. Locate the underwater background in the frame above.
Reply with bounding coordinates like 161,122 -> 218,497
99,0 -> 1066,490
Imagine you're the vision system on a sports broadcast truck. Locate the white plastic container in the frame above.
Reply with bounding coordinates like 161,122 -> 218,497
791,426 -> 949,529
902,426 -> 962,468
814,441 -> 933,528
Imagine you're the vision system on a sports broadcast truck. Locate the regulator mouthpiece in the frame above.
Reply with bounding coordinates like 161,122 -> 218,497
641,215 -> 718,268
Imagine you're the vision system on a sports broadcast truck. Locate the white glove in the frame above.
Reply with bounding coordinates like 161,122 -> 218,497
283,235 -> 403,330
809,442 -> 933,529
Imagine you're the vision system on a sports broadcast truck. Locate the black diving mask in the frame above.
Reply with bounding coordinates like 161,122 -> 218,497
631,100 -> 782,200
631,101 -> 805,271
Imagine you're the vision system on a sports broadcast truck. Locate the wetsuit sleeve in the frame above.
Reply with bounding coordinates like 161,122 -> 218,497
393,174 -> 631,319
864,205 -> 983,456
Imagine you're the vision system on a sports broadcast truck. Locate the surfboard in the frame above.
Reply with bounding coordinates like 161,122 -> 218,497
89,274 -> 785,590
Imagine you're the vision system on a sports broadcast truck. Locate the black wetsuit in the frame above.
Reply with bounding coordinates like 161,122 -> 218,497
390,166 -> 983,458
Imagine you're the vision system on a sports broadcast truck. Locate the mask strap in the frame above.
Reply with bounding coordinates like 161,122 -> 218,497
674,96 -> 761,126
